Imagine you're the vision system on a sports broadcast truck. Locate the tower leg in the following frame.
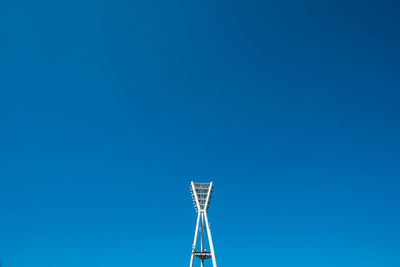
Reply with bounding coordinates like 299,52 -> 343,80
204,212 -> 217,267
201,212 -> 205,267
190,213 -> 201,267
201,213 -> 204,252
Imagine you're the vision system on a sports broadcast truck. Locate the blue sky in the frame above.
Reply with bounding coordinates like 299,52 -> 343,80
1,0 -> 400,266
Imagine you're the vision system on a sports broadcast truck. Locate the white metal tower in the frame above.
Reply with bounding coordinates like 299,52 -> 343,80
189,181 -> 217,267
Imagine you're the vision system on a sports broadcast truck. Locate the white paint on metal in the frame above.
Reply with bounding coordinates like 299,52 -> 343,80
189,181 -> 218,267
190,212 -> 201,267
204,212 -> 217,267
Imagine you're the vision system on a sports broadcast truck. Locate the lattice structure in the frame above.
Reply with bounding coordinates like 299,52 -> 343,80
189,181 -> 217,267
190,183 -> 213,212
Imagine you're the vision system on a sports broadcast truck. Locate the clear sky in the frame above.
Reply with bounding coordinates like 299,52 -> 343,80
1,0 -> 400,266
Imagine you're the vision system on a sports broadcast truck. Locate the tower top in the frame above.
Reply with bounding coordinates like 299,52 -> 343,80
190,181 -> 214,213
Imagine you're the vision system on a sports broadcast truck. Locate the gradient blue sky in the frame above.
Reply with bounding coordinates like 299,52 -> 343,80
1,0 -> 400,266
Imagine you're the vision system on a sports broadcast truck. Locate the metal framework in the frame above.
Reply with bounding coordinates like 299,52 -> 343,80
189,182 -> 217,267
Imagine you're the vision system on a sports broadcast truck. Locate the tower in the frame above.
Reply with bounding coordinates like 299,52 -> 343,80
189,181 -> 217,267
